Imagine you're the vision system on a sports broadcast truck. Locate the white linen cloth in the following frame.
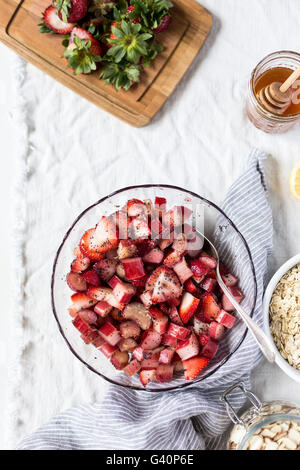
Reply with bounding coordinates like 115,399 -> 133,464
7,0 -> 300,449
17,149 -> 273,450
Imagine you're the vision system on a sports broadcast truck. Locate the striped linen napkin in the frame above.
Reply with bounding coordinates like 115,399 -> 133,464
18,149 -> 273,450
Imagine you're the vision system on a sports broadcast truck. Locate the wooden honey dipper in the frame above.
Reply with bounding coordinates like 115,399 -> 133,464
258,66 -> 300,115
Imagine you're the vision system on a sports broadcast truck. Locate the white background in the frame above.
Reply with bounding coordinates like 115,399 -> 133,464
1,0 -> 300,449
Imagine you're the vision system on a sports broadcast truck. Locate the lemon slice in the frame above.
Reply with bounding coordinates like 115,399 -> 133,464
290,162 -> 300,201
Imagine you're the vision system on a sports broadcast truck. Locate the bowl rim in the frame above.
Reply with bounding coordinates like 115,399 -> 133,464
263,253 -> 300,383
51,183 -> 258,392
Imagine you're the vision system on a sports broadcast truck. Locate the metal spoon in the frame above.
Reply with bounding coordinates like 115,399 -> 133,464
198,232 -> 275,363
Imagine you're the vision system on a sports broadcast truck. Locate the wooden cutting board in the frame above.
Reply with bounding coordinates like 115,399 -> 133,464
0,0 -> 212,126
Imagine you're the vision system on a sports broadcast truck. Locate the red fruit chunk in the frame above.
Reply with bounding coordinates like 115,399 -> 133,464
222,287 -> 244,312
80,228 -> 106,261
140,369 -> 156,386
140,330 -> 162,350
71,255 -> 90,273
143,247 -> 164,264
151,218 -> 163,238
152,312 -> 169,335
117,239 -> 138,260
221,273 -> 238,287
58,0 -> 88,24
201,338 -> 219,360
163,250 -> 182,268
184,279 -> 201,296
141,358 -> 159,370
124,359 -> 141,377
155,196 -> 167,212
126,199 -> 145,217
198,333 -> 210,347
99,342 -> 118,358
91,216 -> 119,255
130,215 -> 151,239
87,287 -> 124,310
92,334 -> 106,348
66,272 -> 87,292
190,259 -> 210,278
94,258 -> 117,282
161,333 -> 177,348
153,14 -> 171,33
78,309 -> 98,325
130,274 -> 148,287
94,300 -> 113,317
179,292 -> 200,324
132,346 -> 144,362
99,322 -> 121,346
115,210 -> 130,239
200,277 -> 217,293
68,293 -> 97,317
73,315 -> 96,337
173,354 -> 184,372
209,321 -> 225,341
201,292 -> 221,322
118,338 -> 137,352
159,348 -> 175,365
167,323 -> 190,341
193,315 -> 209,335
159,238 -> 173,251
183,356 -> 210,380
176,333 -> 199,361
140,290 -> 153,307
121,257 -> 146,280
162,206 -> 192,232
151,267 -> 182,304
156,364 -> 174,383
169,306 -> 183,326
43,6 -> 75,35
198,253 -> 217,269
172,234 -> 187,255
216,310 -> 236,329
120,321 -> 141,339
113,279 -> 136,304
82,269 -> 101,287
173,258 -> 193,284
111,350 -> 129,370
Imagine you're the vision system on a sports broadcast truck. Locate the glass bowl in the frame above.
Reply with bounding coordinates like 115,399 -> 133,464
51,184 -> 257,392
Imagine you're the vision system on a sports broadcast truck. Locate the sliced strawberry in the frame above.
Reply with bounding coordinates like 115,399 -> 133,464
140,330 -> 161,350
163,250 -> 182,268
80,228 -> 106,261
57,0 -> 88,23
99,322 -> 121,346
221,273 -> 238,287
156,364 -> 174,383
118,338 -> 137,352
94,300 -> 113,318
129,215 -> 151,239
209,321 -> 225,341
94,258 -> 117,282
167,323 -> 190,341
66,272 -> 87,292
113,279 -> 136,304
87,287 -> 124,310
173,257 -> 193,284
71,254 -> 91,273
183,356 -> 210,380
198,333 -> 210,347
193,315 -> 209,335
151,267 -> 182,304
179,292 -> 200,324
201,292 -> 221,322
82,269 -> 101,287
124,359 -> 141,377
117,239 -> 138,260
121,257 -> 146,280
43,6 -> 74,35
92,216 -> 119,255
111,350 -> 129,370
155,196 -> 167,212
140,290 -> 153,307
198,252 -> 217,269
120,320 -> 141,339
169,306 -> 183,326
140,369 -> 156,386
184,279 -> 202,297
126,199 -> 145,217
143,247 -> 164,264
216,310 -> 236,329
222,287 -> 244,312
161,333 -> 177,348
201,338 -> 219,359
190,259 -> 210,278
159,348 -> 175,365
199,277 -> 217,293
99,342 -> 118,358
176,332 -> 199,361
68,292 -> 97,317
152,312 -> 169,335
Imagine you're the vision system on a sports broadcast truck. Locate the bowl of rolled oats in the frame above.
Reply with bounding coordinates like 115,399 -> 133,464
263,254 -> 300,383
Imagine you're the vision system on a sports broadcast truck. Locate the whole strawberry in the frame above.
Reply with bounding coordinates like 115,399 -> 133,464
54,0 -> 88,23
153,15 -> 171,33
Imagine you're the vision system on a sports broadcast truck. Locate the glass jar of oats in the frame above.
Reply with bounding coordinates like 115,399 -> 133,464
222,382 -> 300,450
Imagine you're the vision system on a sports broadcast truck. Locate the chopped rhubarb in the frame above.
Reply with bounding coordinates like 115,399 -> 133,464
173,257 -> 193,284
155,196 -> 167,212
222,287 -> 244,312
87,286 -> 124,310
111,350 -> 129,370
99,342 -> 118,358
118,338 -> 137,352
176,333 -> 199,361
208,321 -> 225,341
167,323 -> 190,341
99,322 -> 121,346
159,348 -> 175,365
121,257 -> 146,280
124,359 -> 141,377
216,310 -> 236,329
156,364 -> 174,383
94,300 -> 113,317
201,338 -> 219,360
199,277 -> 217,292
198,253 -> 217,269
141,330 -> 162,350
140,290 -> 153,307
113,279 -> 136,304
169,306 -> 183,326
143,247 -> 164,264
161,333 -> 178,348
132,346 -> 144,362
